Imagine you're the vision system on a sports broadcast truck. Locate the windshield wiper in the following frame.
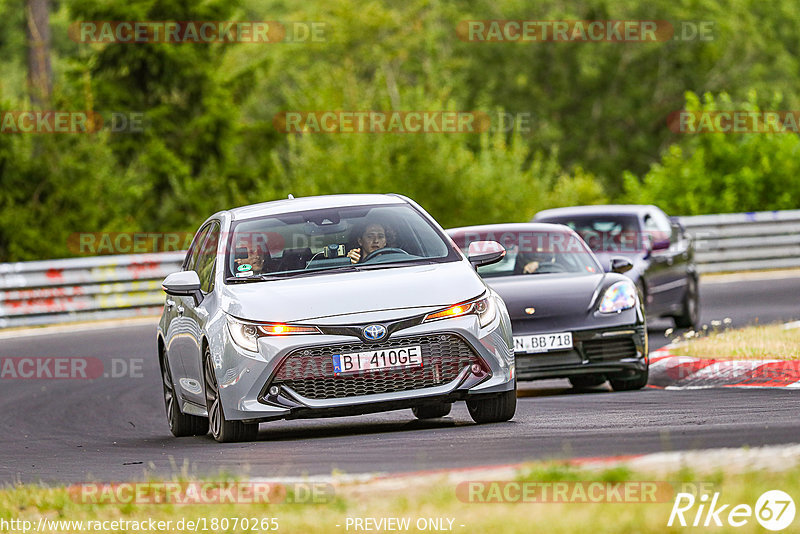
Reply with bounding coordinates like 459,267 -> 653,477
258,264 -> 359,280
354,259 -> 438,271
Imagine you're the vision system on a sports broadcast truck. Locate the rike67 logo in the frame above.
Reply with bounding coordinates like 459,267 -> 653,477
668,490 -> 796,531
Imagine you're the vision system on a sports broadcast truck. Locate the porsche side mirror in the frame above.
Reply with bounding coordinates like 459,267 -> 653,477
609,256 -> 633,274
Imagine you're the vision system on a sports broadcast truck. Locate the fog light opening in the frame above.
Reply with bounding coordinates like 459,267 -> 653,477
471,363 -> 484,376
269,385 -> 280,396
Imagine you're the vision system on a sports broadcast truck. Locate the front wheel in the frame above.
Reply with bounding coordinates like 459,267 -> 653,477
609,369 -> 649,391
467,388 -> 516,424
204,347 -> 259,443
161,354 -> 208,437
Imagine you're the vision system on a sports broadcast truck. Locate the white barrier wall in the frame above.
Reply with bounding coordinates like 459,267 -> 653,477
1,209 -> 798,327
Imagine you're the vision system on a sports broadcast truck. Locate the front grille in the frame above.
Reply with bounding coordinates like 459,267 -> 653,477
582,338 -> 637,362
271,334 -> 484,400
516,350 -> 582,371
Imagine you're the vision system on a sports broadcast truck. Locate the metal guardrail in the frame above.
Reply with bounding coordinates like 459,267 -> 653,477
0,253 -> 184,328
0,209 -> 797,328
678,209 -> 800,274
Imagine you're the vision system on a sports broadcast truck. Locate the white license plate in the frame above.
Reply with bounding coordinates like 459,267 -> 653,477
513,332 -> 573,353
332,345 -> 423,374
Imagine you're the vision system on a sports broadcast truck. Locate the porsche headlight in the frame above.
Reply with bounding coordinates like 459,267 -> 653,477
226,316 -> 320,352
424,295 -> 497,328
598,281 -> 637,314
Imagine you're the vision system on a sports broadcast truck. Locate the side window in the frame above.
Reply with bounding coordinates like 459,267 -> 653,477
644,213 -> 671,246
195,222 -> 220,294
184,224 -> 211,271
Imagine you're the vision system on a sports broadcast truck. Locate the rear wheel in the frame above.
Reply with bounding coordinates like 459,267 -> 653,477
609,369 -> 649,391
569,375 -> 606,389
467,387 -> 516,424
204,346 -> 259,443
160,353 -> 208,437
673,277 -> 699,329
412,402 -> 452,419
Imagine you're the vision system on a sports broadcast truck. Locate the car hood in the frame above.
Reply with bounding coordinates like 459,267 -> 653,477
484,273 -> 608,321
219,261 -> 486,323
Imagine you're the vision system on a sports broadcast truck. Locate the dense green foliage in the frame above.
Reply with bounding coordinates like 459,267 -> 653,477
1,0 -> 799,260
623,91 -> 800,214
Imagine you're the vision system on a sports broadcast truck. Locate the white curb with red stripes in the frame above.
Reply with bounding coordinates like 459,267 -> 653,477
647,346 -> 800,389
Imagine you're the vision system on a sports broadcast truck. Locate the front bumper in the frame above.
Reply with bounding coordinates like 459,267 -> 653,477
212,313 -> 514,423
514,324 -> 648,381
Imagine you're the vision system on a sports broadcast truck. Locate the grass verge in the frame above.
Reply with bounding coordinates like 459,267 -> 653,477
1,462 -> 799,533
668,323 -> 800,360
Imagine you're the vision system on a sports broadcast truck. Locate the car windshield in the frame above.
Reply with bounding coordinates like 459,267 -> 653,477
451,229 -> 601,278
225,203 -> 457,280
537,215 -> 641,253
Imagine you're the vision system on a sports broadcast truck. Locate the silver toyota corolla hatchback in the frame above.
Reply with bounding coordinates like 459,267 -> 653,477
157,194 -> 516,442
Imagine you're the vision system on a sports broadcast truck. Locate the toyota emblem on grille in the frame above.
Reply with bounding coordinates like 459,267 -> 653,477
363,324 -> 387,341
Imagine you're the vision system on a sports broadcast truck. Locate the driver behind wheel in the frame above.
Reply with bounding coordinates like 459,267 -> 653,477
517,250 -> 557,274
347,221 -> 391,263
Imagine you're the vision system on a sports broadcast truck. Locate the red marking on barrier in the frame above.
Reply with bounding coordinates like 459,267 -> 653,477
45,268 -> 63,279
128,261 -> 161,279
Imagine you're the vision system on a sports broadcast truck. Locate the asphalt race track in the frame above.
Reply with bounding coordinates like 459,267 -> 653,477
1,275 -> 798,484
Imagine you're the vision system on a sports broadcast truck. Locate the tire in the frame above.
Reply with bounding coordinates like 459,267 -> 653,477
569,375 -> 606,389
204,346 -> 259,443
467,387 -> 516,424
412,402 -> 452,419
609,368 -> 649,391
160,353 -> 208,437
673,276 -> 699,329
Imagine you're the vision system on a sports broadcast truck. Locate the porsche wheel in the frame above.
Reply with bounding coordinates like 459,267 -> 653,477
609,369 -> 649,391
569,375 -> 606,389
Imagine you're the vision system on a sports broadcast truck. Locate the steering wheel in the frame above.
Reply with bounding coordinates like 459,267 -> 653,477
362,247 -> 409,262
535,262 -> 568,273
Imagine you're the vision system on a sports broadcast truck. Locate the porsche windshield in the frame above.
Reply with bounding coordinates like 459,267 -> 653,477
454,230 -> 602,278
225,204 -> 457,280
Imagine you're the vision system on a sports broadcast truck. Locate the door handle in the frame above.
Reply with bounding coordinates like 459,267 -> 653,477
166,299 -> 175,310
177,305 -> 184,316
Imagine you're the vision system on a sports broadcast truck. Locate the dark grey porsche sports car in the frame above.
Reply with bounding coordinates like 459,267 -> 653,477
447,223 -> 649,391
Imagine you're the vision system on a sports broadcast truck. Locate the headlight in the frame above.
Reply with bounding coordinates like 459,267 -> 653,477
598,281 -> 637,314
423,295 -> 497,328
226,316 -> 320,352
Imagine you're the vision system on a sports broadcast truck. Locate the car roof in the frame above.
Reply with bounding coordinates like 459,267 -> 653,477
534,204 -> 660,220
228,194 -> 407,221
447,222 -> 578,235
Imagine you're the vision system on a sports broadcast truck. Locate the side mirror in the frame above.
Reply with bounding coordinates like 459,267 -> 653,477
652,236 -> 671,251
162,271 -> 203,305
609,256 -> 633,274
467,241 -> 506,268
